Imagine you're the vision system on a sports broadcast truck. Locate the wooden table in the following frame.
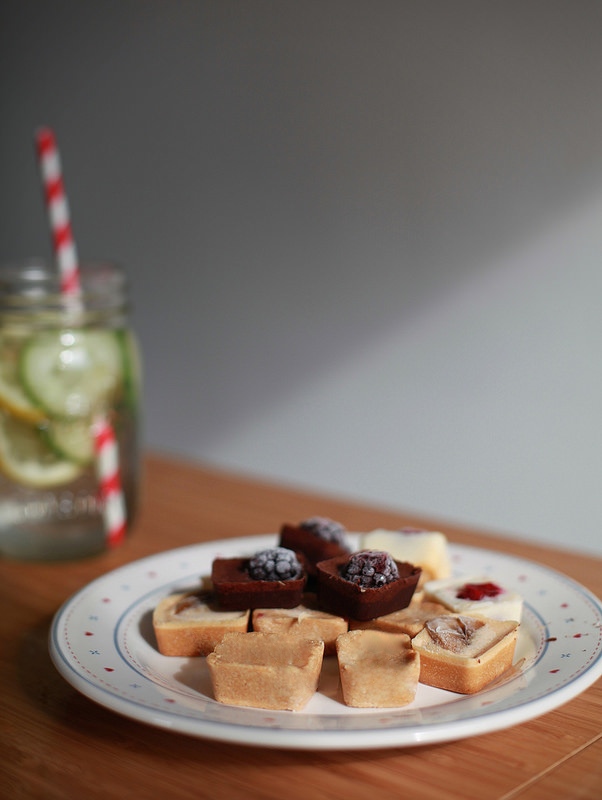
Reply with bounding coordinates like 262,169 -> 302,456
2,453 -> 601,799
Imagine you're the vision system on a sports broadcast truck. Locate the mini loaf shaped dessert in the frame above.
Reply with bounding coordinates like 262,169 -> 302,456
336,629 -> 420,708
153,590 -> 250,657
207,632 -> 324,711
360,527 -> 451,584
316,550 -> 421,621
279,517 -> 350,578
411,614 -> 519,694
423,575 -> 523,622
211,547 -> 306,611
349,600 -> 450,637
252,593 -> 348,655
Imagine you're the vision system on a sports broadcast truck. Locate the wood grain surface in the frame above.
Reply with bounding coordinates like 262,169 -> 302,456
1,452 -> 600,799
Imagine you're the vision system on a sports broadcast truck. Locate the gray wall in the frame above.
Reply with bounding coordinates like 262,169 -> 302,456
2,1 -> 602,554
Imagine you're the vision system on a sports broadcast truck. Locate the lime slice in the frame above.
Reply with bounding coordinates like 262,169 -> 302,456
19,329 -> 123,419
43,418 -> 95,465
0,333 -> 47,423
0,413 -> 82,488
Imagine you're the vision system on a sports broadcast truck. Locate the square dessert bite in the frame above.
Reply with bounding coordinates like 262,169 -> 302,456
336,629 -> 420,708
423,575 -> 523,622
411,614 -> 519,694
207,632 -> 324,711
360,528 -> 451,584
251,593 -> 348,655
316,550 -> 421,621
153,591 -> 250,657
279,517 -> 350,574
211,547 -> 306,611
349,601 -> 450,637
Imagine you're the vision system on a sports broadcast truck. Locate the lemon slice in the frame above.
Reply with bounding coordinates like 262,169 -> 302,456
19,329 -> 123,419
0,413 -> 82,488
0,333 -> 47,423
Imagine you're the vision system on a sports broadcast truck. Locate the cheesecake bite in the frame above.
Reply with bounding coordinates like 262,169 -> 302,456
349,600 -> 450,637
207,632 -> 324,711
336,629 -> 420,707
423,575 -> 523,622
411,614 -> 519,693
152,591 -> 250,656
252,593 -> 348,655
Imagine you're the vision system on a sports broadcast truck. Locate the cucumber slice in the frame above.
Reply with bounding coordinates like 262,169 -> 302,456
19,329 -> 123,419
115,328 -> 142,411
0,332 -> 47,423
43,418 -> 95,465
0,413 -> 82,488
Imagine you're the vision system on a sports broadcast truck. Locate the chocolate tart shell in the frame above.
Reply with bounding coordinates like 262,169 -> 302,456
279,524 -> 350,571
316,555 -> 421,621
211,557 -> 306,611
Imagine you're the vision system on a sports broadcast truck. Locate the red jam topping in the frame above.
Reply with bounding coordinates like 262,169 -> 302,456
456,581 -> 503,601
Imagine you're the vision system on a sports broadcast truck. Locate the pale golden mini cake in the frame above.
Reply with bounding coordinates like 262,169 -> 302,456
335,629 -> 420,708
207,632 -> 324,711
411,614 -> 519,694
152,591 -> 250,657
252,594 -> 348,655
360,528 -> 451,585
423,575 -> 523,622
349,601 -> 450,637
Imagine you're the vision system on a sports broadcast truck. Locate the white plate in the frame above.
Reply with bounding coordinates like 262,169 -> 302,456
49,535 -> 602,750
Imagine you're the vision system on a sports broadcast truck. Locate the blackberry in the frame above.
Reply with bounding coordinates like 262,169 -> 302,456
340,550 -> 399,589
299,516 -> 347,545
247,547 -> 303,581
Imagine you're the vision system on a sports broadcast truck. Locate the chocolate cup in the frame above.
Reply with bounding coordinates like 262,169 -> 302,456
316,554 -> 421,621
211,557 -> 306,611
279,524 -> 350,590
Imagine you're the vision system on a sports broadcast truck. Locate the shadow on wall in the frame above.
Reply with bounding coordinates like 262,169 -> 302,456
2,2 -> 602,518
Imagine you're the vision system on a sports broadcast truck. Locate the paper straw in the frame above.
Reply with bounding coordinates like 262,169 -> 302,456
35,127 -> 81,297
35,126 -> 127,548
93,416 -> 127,548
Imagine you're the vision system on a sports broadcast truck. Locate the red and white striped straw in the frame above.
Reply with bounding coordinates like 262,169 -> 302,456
35,127 -> 81,297
93,415 -> 127,548
35,126 -> 127,549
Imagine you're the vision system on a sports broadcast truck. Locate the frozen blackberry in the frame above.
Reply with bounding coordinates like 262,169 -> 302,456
247,547 -> 303,581
340,550 -> 399,589
299,516 -> 347,545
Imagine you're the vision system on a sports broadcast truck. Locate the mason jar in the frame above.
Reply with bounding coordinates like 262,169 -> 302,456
0,260 -> 141,560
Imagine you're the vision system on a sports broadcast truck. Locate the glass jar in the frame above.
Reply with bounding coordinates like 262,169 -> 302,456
0,260 -> 141,560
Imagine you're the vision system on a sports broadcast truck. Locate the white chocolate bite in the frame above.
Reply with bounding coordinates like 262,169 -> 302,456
360,528 -> 451,583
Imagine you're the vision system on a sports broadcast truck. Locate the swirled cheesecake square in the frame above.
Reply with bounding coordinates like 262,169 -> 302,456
153,591 -> 250,657
411,614 -> 519,694
252,593 -> 347,655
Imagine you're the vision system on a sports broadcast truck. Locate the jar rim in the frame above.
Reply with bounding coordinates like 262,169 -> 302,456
0,260 -> 129,318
